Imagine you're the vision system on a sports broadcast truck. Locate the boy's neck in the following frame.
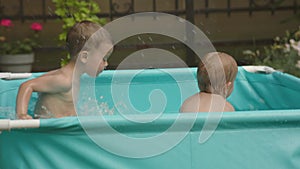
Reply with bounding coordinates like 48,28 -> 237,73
199,92 -> 226,99
64,60 -> 83,79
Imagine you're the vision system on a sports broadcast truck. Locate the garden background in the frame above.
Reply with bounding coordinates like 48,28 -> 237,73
0,0 -> 299,76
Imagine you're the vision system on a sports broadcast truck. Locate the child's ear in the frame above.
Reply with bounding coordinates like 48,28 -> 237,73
227,81 -> 232,87
225,81 -> 233,90
79,51 -> 88,64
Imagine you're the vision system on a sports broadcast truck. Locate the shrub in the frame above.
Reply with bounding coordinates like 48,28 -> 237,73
243,27 -> 300,77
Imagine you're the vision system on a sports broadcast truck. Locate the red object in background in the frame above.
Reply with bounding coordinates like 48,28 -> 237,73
0,19 -> 13,27
30,22 -> 43,32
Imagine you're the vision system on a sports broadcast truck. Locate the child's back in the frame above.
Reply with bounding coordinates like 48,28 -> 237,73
180,52 -> 238,113
180,92 -> 234,112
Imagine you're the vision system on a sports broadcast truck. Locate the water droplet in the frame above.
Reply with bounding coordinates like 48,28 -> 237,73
148,37 -> 153,41
183,36 -> 187,41
259,99 -> 265,103
142,41 -> 146,44
48,7 -> 53,16
138,36 -> 142,41
178,17 -> 185,23
172,45 -> 176,50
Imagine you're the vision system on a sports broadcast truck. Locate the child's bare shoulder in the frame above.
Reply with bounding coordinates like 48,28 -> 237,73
225,101 -> 235,112
35,69 -> 73,91
180,93 -> 200,112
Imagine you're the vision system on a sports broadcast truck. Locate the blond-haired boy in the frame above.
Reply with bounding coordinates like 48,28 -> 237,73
17,21 -> 113,119
180,52 -> 238,113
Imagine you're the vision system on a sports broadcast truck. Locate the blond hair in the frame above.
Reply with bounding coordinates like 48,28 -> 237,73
197,52 -> 238,97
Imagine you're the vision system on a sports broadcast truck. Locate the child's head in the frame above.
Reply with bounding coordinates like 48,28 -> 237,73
67,21 -> 102,59
197,52 -> 238,97
67,21 -> 113,77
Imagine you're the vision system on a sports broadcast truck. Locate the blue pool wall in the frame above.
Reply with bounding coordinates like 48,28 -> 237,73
1,67 -> 300,118
1,67 -> 300,169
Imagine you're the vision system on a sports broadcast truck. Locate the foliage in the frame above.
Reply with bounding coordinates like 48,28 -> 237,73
52,0 -> 106,42
52,0 -> 106,66
243,27 -> 300,77
0,19 -> 43,55
60,54 -> 71,67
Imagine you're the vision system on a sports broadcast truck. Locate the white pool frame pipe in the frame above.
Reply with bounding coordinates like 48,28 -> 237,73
242,66 -> 275,73
0,119 -> 40,131
0,73 -> 32,79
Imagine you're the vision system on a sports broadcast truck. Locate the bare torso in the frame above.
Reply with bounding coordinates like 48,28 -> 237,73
34,90 -> 75,118
180,92 -> 235,113
32,65 -> 78,118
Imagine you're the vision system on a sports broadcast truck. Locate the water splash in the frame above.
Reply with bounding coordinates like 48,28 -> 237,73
79,96 -> 114,116
99,102 -> 114,115
0,107 -> 16,119
34,105 -> 55,119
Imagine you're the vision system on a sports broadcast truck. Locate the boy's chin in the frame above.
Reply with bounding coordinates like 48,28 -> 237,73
87,70 -> 102,77
88,74 -> 99,78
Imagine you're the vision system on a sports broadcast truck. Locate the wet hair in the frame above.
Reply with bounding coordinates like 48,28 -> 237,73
66,20 -> 111,59
197,52 -> 238,97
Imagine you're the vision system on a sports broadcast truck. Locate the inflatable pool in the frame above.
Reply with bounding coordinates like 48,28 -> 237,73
1,66 -> 300,169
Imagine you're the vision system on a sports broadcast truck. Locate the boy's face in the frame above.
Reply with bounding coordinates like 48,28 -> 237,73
86,43 -> 113,77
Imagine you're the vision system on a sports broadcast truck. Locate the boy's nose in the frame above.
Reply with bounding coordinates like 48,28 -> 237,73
104,61 -> 108,67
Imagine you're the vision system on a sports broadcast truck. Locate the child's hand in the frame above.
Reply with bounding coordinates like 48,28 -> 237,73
17,114 -> 33,120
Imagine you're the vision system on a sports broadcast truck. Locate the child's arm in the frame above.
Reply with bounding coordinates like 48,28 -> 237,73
16,73 -> 70,119
16,80 -> 35,119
